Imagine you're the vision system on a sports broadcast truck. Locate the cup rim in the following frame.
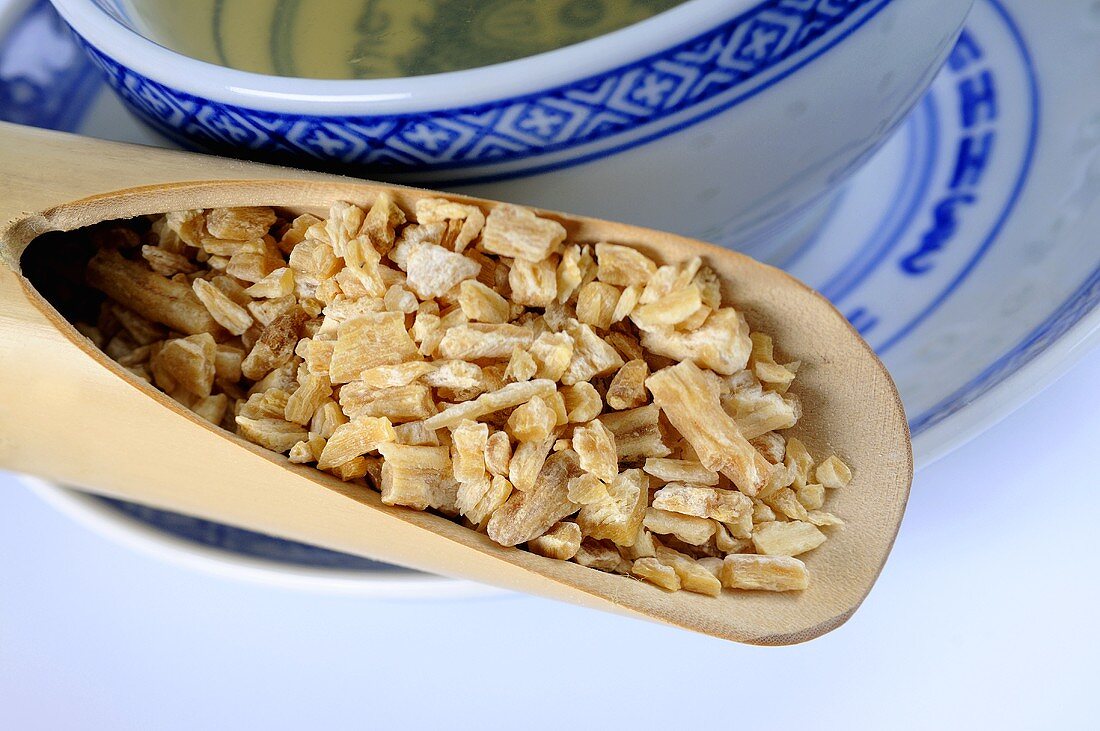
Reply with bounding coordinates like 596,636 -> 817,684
49,0 -> 751,113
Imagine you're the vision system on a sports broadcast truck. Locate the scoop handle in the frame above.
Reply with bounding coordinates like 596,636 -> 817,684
0,121 -> 332,268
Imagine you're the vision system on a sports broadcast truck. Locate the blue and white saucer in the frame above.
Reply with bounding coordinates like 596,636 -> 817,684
3,0 -> 1099,590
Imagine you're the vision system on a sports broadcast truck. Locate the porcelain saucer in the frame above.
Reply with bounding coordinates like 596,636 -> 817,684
2,0 -> 1098,592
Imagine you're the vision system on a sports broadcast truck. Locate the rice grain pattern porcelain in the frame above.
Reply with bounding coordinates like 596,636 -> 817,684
48,0 -> 973,257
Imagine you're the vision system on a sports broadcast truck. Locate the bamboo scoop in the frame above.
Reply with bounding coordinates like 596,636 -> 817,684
0,122 -> 911,644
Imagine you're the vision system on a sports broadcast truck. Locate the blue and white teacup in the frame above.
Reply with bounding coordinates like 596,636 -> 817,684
49,0 -> 975,257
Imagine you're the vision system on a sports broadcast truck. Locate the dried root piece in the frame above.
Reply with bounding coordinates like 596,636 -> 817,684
528,521 -> 582,560
151,334 -> 216,398
236,416 -> 308,453
605,359 -> 649,410
640,308 -> 751,376
458,280 -> 510,324
576,469 -> 647,546
654,543 -> 722,597
572,420 -> 618,483
595,242 -> 657,287
405,243 -> 480,299
752,521 -> 827,557
643,508 -> 716,546
329,312 -> 420,383
632,557 -> 680,591
651,483 -> 752,524
487,450 -> 580,546
481,204 -> 566,261
647,361 -> 770,495
377,443 -> 452,511
437,323 -> 533,361
424,379 -> 556,431
317,417 -> 397,470
598,404 -> 670,460
816,455 -> 853,490
642,458 -> 719,486
720,555 -> 808,592
87,249 -> 220,335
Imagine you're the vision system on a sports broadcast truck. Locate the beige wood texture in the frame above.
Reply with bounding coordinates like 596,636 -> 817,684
0,123 -> 912,644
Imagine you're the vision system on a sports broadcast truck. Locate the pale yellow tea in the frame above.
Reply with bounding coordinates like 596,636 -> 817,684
124,0 -> 688,80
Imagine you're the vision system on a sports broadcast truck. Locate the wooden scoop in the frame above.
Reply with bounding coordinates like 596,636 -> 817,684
0,123 -> 911,644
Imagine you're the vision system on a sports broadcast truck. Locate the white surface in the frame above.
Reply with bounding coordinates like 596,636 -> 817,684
2,349 -> 1098,729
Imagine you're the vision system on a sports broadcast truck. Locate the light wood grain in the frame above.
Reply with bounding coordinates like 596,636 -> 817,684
0,123 -> 911,644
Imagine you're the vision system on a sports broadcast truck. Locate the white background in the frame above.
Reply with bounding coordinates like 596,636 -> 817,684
2,348 -> 1098,730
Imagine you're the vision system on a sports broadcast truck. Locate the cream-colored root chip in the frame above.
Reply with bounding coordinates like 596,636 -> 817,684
422,360 -> 483,392
647,361 -> 770,495
752,521 -> 827,557
642,458 -> 719,486
507,396 -> 556,443
566,473 -> 609,505
450,419 -> 489,485
317,416 -> 397,470
576,468 -> 647,546
235,416 -> 308,453
394,420 -> 440,447
151,333 -> 216,398
413,197 -> 484,252
572,420 -> 618,483
377,443 -> 453,511
141,245 -> 197,277
605,359 -> 649,410
509,257 -> 558,308
574,539 -> 625,572
504,347 -> 537,383
246,294 -> 296,328
530,332 -> 574,382
487,450 -> 580,546
640,308 -> 751,376
284,372 -> 333,425
598,403 -> 670,460
750,431 -> 786,464
192,278 -> 253,336
405,243 -> 481,299
631,557 -> 680,591
456,474 -> 512,528
721,374 -> 801,440
424,379 -> 556,430
310,400 -> 347,440
241,306 -> 309,381
797,482 -> 826,511
561,382 -> 602,423
528,521 -> 582,561
643,507 -> 716,546
191,393 -> 228,425
595,242 -> 657,287
816,455 -> 853,489
508,433 -> 559,493
630,285 -> 702,331
651,483 -> 752,524
329,312 -> 420,383
206,207 -> 275,241
87,249 -> 220,335
481,204 -> 566,261
484,431 -> 512,477
341,383 -> 436,423
363,192 -> 407,255
807,510 -> 845,528
576,281 -> 620,331
458,280 -> 510,324
653,543 -> 722,597
358,361 -> 437,389
245,267 -> 296,299
720,555 -> 808,592
437,323 -> 533,361
561,322 -> 624,385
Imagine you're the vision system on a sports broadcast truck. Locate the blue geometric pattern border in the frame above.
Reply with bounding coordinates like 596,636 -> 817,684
73,0 -> 891,175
